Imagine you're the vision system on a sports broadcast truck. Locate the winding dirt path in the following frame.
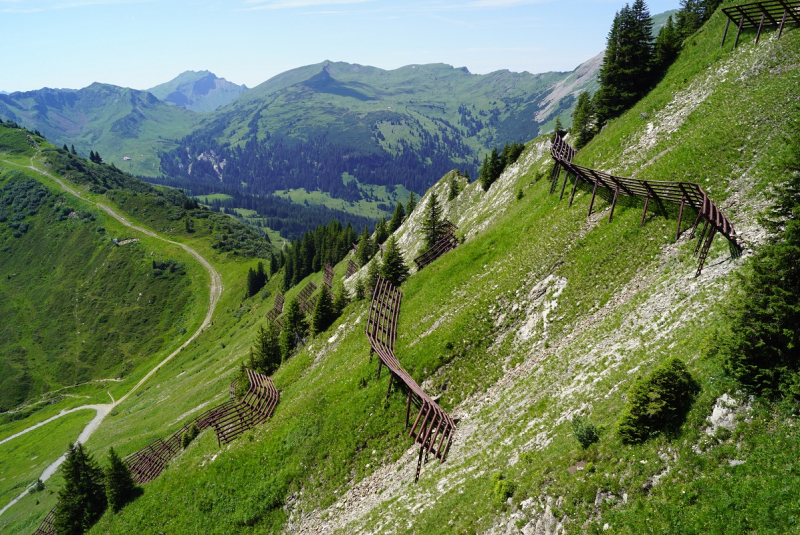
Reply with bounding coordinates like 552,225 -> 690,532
0,154 -> 223,516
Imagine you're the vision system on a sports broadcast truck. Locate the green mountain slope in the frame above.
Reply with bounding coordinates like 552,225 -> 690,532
0,123 -> 273,412
0,84 -> 200,176
0,6 -> 788,534
157,57 -> 600,213
147,71 -> 248,113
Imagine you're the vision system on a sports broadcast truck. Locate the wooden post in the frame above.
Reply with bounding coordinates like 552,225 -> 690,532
676,198 -> 686,240
386,373 -> 394,398
549,164 -> 560,194
559,172 -> 571,201
640,196 -> 650,227
376,359 -> 382,380
755,14 -> 765,44
608,187 -> 619,223
734,16 -> 744,48
722,17 -> 731,46
779,10 -> 787,38
405,390 -> 412,428
587,181 -> 599,218
568,172 -> 580,207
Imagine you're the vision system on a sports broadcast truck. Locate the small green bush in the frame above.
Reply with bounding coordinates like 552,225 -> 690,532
617,357 -> 699,444
571,416 -> 600,449
491,473 -> 515,506
181,423 -> 200,449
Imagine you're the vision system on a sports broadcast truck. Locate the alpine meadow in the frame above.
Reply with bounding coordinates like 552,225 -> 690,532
1,0 -> 800,534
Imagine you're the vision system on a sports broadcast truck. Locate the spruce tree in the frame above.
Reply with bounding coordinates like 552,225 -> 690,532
249,322 -> 281,375
572,91 -> 596,149
105,447 -> 137,513
594,2 -> 654,125
389,202 -> 406,233
422,193 -> 444,249
653,15 -> 680,76
354,275 -> 366,301
448,174 -> 460,201
552,116 -> 566,142
355,226 -> 374,267
364,259 -> 380,297
380,236 -> 410,287
479,154 -> 491,191
333,284 -> 349,314
270,252 -> 279,276
54,443 -> 107,535
71,145 -> 77,155
374,217 -> 389,245
279,297 -> 308,361
63,144 -> 69,152
311,288 -> 336,335
407,191 -> 417,213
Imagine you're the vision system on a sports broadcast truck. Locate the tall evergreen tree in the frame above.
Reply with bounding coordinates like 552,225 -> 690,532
380,235 -> 410,287
422,193 -> 445,248
374,216 -> 389,245
333,284 -> 349,314
105,447 -> 137,513
354,275 -> 366,301
653,15 -> 681,76
572,91 -> 596,149
249,322 -> 282,375
63,144 -> 69,152
407,191 -> 417,214
70,144 -> 77,155
54,443 -> 107,535
270,252 -> 279,277
552,116 -> 566,142
448,174 -> 461,201
311,288 -> 336,335
282,252 -> 294,292
594,1 -> 654,125
364,259 -> 380,297
388,201 -> 406,233
279,297 -> 308,361
355,226 -> 374,267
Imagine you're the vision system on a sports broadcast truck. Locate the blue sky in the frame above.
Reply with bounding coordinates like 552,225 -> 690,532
1,0 -> 679,93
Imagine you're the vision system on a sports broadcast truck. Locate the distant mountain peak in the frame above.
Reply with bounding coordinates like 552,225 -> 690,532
148,71 -> 247,113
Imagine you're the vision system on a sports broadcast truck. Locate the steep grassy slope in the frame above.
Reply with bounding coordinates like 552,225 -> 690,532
0,7 -> 773,534
4,5 -> 798,534
147,71 -> 248,113
0,84 -> 200,176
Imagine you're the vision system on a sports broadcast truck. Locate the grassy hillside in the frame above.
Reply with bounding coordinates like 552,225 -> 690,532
0,122 -> 279,532
3,4 -> 798,534
0,84 -> 200,176
0,5 -> 781,534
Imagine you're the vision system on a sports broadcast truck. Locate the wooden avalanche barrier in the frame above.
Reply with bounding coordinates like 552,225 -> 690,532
345,259 -> 358,279
365,276 -> 456,481
323,264 -> 335,288
205,370 -> 280,446
721,0 -> 800,48
550,134 -> 739,276
413,220 -> 459,270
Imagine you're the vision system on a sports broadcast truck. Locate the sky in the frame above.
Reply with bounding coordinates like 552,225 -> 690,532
0,0 -> 679,93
